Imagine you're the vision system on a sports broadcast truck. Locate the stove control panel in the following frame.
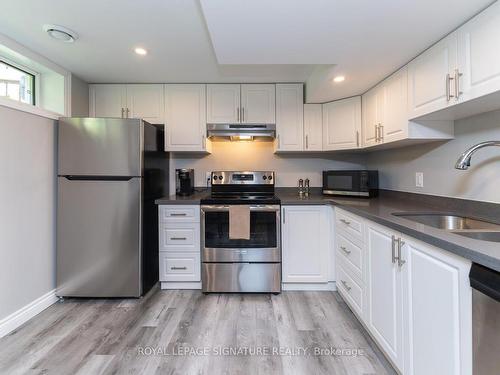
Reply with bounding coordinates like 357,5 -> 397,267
211,171 -> 275,185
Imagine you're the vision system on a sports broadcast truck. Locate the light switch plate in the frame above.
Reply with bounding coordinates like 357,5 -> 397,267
205,171 -> 212,187
415,172 -> 424,187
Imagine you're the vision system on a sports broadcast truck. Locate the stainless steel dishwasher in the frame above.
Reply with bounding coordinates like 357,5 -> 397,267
469,263 -> 500,375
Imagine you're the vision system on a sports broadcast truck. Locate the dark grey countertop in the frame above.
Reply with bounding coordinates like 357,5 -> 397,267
156,187 -> 500,272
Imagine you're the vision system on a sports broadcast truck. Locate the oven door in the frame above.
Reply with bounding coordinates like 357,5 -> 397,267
323,171 -> 366,196
201,205 -> 281,262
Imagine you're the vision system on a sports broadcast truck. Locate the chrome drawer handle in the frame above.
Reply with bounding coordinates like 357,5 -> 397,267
170,213 -> 187,216
341,280 -> 351,291
170,237 -> 187,241
170,266 -> 187,270
340,246 -> 351,255
340,219 -> 351,225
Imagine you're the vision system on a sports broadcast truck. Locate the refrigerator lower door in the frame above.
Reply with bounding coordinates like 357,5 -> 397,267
57,176 -> 142,297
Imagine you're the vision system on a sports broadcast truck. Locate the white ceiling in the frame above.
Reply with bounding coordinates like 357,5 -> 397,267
0,0 -> 495,102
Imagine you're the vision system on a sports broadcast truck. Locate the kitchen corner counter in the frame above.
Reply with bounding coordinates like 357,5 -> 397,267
276,188 -> 500,272
155,189 -> 210,205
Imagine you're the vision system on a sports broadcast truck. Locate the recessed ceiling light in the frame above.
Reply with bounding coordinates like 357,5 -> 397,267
134,47 -> 148,56
333,75 -> 345,83
43,24 -> 78,43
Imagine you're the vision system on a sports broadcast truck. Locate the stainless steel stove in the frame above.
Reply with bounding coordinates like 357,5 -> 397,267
200,171 -> 281,293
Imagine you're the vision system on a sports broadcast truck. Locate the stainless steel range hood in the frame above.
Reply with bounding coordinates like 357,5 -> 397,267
206,124 -> 276,142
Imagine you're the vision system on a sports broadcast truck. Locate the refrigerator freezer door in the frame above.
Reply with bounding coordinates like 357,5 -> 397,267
57,176 -> 142,297
58,118 -> 142,177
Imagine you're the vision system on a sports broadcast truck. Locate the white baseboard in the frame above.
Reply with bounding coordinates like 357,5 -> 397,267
282,281 -> 337,291
160,281 -> 202,290
0,289 -> 58,338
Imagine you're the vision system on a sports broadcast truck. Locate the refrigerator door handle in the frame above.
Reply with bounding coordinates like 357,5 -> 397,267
63,175 -> 135,181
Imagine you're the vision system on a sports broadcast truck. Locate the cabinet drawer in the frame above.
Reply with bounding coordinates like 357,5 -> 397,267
336,234 -> 362,279
159,205 -> 200,223
159,223 -> 200,251
159,252 -> 200,282
336,260 -> 363,316
336,209 -> 364,243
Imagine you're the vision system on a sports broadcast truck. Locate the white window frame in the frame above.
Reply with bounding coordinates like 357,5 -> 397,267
0,55 -> 41,106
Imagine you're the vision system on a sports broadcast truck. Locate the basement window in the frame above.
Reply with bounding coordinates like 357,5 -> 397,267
0,60 -> 35,105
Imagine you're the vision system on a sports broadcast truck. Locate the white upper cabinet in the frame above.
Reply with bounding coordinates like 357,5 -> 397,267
323,96 -> 361,151
165,84 -> 209,152
126,84 -> 164,124
89,84 -> 126,118
303,104 -> 323,151
366,221 -> 404,371
362,86 -> 385,147
382,67 -> 408,143
402,237 -> 472,375
407,32 -> 458,119
281,205 -> 330,283
206,84 -> 240,124
458,1 -> 500,104
240,84 -> 275,124
89,84 -> 164,123
275,84 -> 304,151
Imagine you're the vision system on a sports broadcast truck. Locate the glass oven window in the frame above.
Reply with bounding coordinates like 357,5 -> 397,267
204,211 -> 277,248
328,175 -> 353,190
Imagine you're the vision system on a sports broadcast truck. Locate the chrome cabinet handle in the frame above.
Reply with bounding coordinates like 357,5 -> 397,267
378,123 -> 384,142
237,107 -> 240,122
126,108 -> 130,118
170,213 -> 187,217
341,280 -> 351,291
397,238 -> 406,267
170,237 -> 187,241
305,135 -> 309,149
121,108 -> 125,118
242,107 -> 245,122
374,124 -> 379,142
391,235 -> 397,264
170,266 -> 187,270
446,73 -> 455,101
454,69 -> 462,100
340,218 -> 351,225
340,246 -> 351,255
283,209 -> 285,224
277,134 -> 281,148
356,130 -> 359,147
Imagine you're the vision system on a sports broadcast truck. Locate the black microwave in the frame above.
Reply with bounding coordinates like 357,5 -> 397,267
322,170 -> 379,198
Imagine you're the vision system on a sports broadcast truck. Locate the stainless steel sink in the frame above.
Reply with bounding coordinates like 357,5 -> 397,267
392,212 -> 500,231
451,231 -> 500,242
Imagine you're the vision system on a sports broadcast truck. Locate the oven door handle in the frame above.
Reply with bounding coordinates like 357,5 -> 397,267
201,205 -> 280,212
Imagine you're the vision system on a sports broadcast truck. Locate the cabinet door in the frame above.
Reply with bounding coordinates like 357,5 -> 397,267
165,84 -> 207,152
126,84 -> 164,124
206,84 -> 240,124
383,67 -> 408,144
366,222 -> 403,371
407,32 -> 458,119
303,104 -> 323,151
89,84 -> 126,118
275,84 -> 304,151
240,84 -> 275,124
458,1 -> 500,104
322,96 -> 361,151
402,238 -> 472,375
362,88 -> 383,147
282,206 -> 329,283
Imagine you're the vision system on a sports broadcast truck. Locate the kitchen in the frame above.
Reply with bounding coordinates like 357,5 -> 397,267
1,1 -> 500,374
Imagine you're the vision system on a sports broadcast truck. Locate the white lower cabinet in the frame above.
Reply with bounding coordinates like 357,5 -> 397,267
402,237 -> 472,375
334,209 -> 473,375
158,205 -> 201,289
281,205 -> 332,284
366,221 -> 404,371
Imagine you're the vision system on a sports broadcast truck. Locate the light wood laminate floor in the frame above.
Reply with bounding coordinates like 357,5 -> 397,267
0,288 -> 396,375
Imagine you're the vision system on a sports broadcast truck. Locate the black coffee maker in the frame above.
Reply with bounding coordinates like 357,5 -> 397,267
175,169 -> 195,196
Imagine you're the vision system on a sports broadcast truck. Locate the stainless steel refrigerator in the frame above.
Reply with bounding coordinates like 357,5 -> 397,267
56,118 -> 168,297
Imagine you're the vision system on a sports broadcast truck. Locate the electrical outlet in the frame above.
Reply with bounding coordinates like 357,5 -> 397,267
415,172 -> 424,187
205,171 -> 212,187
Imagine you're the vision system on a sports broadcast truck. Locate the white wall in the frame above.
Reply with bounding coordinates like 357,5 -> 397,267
170,141 -> 366,194
70,74 -> 89,117
367,110 -> 500,203
0,105 -> 56,321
